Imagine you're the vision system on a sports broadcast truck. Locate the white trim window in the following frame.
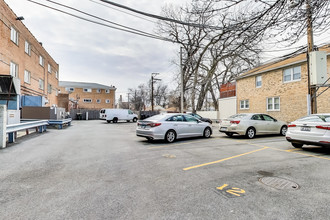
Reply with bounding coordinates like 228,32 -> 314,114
48,64 -> 52,73
83,88 -> 92,93
96,99 -> 101,103
10,27 -> 18,45
39,79 -> 44,90
106,99 -> 110,104
10,62 -> 18,77
39,56 -> 44,66
25,41 -> 31,55
66,87 -> 74,92
256,75 -> 262,88
48,84 -> 52,94
267,97 -> 280,111
283,66 -> 301,83
24,70 -> 31,83
240,100 -> 249,109
105,89 -> 110,93
83,99 -> 92,103
96,89 -> 101,93
55,71 -> 59,79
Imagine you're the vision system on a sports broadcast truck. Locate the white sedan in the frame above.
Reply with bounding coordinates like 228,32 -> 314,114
286,114 -> 330,148
219,113 -> 287,139
136,113 -> 212,143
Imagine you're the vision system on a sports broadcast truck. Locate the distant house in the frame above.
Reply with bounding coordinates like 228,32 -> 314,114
236,45 -> 330,123
0,0 -> 59,106
59,81 -> 116,110
218,82 -> 237,119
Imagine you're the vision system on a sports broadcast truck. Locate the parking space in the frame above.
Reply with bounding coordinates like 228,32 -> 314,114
1,121 -> 330,219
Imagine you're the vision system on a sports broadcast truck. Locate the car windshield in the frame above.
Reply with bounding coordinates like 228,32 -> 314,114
229,114 -> 247,119
191,113 -> 202,119
143,114 -> 167,121
297,115 -> 330,122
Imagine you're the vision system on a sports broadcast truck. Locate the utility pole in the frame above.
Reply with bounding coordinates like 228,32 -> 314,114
151,73 -> 160,111
180,47 -> 184,113
127,93 -> 131,109
306,0 -> 316,114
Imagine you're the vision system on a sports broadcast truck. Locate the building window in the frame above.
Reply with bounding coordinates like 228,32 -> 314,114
106,99 -> 110,103
25,41 -> 31,55
96,99 -> 101,103
10,27 -> 18,45
39,79 -> 44,90
10,62 -> 18,77
256,75 -> 262,88
240,100 -> 249,109
55,89 -> 59,96
48,84 -> 52,94
105,89 -> 110,93
83,88 -> 92,92
283,66 -> 301,83
83,99 -> 92,103
66,87 -> 74,92
267,97 -> 280,111
39,56 -> 44,66
24,70 -> 31,84
55,71 -> 58,79
48,64 -> 52,73
97,89 -> 101,93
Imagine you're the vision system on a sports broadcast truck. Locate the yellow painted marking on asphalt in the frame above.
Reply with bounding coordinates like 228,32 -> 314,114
238,141 -> 330,162
285,148 -> 302,152
183,147 -> 268,171
148,137 -> 221,150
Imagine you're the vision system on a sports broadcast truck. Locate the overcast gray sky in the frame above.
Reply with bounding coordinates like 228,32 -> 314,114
6,0 -> 186,100
6,0 -> 330,102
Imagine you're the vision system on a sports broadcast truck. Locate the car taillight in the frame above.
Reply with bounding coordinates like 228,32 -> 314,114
230,120 -> 240,124
288,124 -> 296,127
104,114 -> 107,117
150,123 -> 161,127
316,126 -> 330,130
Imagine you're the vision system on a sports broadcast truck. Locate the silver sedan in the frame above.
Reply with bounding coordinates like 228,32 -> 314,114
136,113 -> 212,143
219,113 -> 287,138
286,114 -> 330,148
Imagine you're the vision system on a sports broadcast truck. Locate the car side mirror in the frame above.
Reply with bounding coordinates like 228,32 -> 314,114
274,119 -> 277,122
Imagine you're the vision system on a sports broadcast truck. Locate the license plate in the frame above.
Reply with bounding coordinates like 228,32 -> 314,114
139,125 -> 146,129
301,126 -> 311,132
220,127 -> 228,131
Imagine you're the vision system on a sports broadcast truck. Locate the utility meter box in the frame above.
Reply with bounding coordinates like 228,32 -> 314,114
309,51 -> 327,85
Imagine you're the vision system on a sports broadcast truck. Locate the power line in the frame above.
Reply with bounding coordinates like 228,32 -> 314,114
99,0 -> 223,30
25,0 -> 174,42
89,0 -> 157,24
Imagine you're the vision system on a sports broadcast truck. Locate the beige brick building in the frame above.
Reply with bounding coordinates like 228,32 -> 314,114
236,45 -> 330,123
0,0 -> 59,106
59,81 -> 116,110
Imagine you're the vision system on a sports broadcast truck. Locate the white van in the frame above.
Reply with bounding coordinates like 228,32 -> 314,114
99,109 -> 138,123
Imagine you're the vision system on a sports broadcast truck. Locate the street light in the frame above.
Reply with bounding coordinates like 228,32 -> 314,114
151,73 -> 161,111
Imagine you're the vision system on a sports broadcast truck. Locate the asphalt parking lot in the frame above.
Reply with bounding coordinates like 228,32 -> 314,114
1,120 -> 330,220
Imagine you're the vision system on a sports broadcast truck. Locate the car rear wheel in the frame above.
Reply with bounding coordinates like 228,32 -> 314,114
292,143 -> 303,148
113,118 -> 118,123
203,127 -> 211,138
225,132 -> 233,137
133,117 -> 138,122
165,130 -> 176,143
280,126 -> 288,136
246,127 -> 256,139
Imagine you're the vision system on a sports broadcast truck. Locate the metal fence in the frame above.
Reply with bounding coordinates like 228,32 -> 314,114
70,109 -> 100,120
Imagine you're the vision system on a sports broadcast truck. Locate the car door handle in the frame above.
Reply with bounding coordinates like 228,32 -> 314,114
174,124 -> 178,126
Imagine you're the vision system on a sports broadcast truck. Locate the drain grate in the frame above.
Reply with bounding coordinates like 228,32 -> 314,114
259,177 -> 299,190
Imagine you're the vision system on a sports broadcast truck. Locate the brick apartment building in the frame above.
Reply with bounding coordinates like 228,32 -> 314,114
236,45 -> 330,123
0,0 -> 59,106
58,81 -> 116,110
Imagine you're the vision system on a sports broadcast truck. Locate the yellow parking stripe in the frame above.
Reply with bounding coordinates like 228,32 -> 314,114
183,147 -> 268,171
